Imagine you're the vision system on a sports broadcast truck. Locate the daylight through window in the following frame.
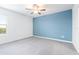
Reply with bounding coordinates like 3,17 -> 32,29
0,15 -> 6,34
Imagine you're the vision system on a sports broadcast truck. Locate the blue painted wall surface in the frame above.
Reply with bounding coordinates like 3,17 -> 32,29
33,9 -> 72,41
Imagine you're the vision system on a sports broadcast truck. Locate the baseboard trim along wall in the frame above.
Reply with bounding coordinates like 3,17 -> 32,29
34,35 -> 72,43
0,35 -> 33,45
72,42 -> 79,53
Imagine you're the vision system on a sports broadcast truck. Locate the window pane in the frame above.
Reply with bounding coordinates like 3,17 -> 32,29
0,15 -> 6,34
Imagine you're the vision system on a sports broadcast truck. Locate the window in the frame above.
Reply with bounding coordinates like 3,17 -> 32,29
0,15 -> 6,34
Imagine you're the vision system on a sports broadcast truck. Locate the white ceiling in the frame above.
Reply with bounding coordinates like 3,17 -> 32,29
0,4 -> 73,17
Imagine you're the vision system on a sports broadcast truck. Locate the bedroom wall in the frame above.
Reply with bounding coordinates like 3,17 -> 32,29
0,7 -> 33,44
72,4 -> 79,53
33,9 -> 72,42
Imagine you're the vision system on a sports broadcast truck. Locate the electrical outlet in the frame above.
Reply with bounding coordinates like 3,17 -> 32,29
61,35 -> 64,38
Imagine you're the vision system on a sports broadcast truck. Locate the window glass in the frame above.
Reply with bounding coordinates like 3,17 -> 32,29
0,15 -> 6,34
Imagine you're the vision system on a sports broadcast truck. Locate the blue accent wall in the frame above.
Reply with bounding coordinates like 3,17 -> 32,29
33,9 -> 72,41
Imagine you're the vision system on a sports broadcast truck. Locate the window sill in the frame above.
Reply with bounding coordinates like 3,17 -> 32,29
0,34 -> 7,37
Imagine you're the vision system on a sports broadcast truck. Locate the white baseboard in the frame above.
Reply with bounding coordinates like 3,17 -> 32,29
0,35 -> 33,45
34,35 -> 72,43
72,42 -> 79,53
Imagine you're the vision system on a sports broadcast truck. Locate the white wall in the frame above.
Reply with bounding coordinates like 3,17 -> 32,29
0,7 -> 33,44
72,4 -> 79,53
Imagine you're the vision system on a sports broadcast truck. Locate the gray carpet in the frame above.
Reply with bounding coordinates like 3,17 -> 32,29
0,36 -> 78,55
